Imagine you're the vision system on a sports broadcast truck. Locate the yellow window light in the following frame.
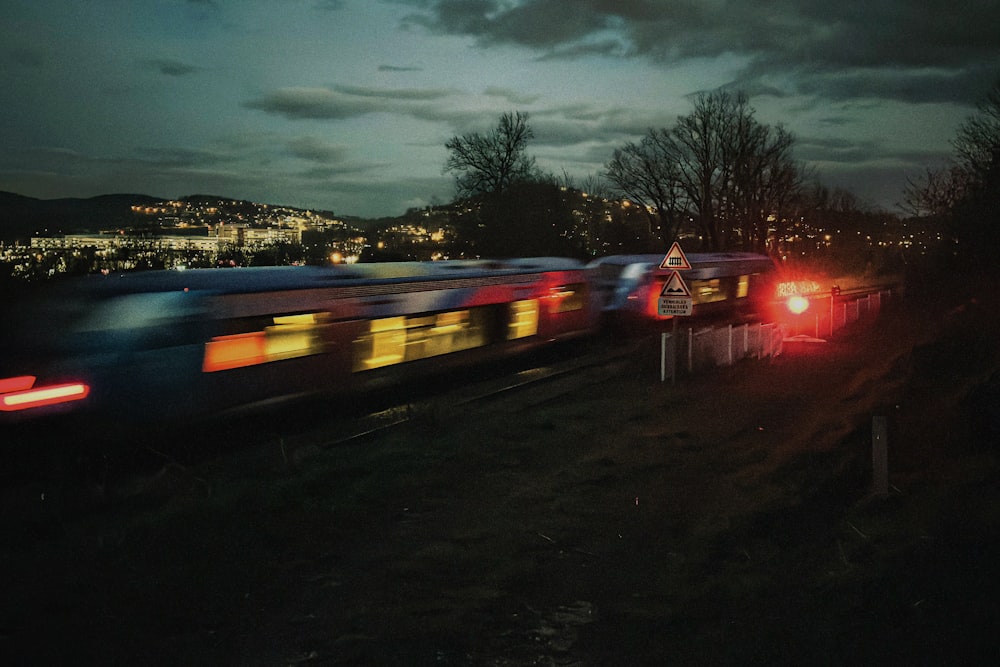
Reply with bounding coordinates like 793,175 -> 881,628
508,300 -> 539,339
202,312 -> 326,373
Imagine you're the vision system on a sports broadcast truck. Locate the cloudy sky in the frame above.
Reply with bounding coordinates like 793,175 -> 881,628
2,0 -> 998,218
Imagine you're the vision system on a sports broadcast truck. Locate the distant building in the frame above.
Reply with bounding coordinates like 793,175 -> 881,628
216,224 -> 302,246
31,233 -> 221,253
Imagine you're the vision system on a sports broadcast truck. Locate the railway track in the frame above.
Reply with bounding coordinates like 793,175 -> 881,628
280,336 -> 648,449
2,337 -> 648,519
9,287 -> 891,518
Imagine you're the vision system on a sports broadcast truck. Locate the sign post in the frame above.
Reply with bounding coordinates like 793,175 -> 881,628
659,241 -> 692,270
657,271 -> 693,317
658,243 -> 692,383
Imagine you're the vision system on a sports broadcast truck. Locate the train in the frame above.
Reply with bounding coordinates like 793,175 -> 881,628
587,252 -> 778,327
0,253 -> 778,427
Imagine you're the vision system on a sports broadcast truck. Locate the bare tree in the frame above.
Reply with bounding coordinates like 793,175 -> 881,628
728,123 -> 803,252
444,111 -> 537,199
953,81 -> 1000,182
605,90 -> 802,252
605,128 -> 685,248
671,91 -> 735,250
902,165 -> 973,218
904,78 -> 1000,263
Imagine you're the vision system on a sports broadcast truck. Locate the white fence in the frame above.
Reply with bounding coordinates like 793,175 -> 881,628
660,322 -> 784,382
792,289 -> 892,340
688,322 -> 786,371
659,289 -> 894,382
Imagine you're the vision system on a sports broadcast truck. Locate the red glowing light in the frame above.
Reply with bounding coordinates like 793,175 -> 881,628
0,376 -> 36,394
786,295 -> 810,315
0,379 -> 90,412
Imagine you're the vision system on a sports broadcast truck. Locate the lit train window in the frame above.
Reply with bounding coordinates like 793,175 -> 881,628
547,283 -> 587,313
691,279 -> 727,305
508,299 -> 539,339
736,275 -> 750,299
265,314 -> 327,362
356,316 -> 408,370
353,308 -> 492,372
202,312 -> 327,372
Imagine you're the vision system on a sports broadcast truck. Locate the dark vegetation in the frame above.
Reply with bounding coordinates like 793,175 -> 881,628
1,265 -> 999,664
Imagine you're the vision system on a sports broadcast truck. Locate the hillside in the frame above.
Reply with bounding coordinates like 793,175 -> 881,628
0,192 -> 355,243
0,192 -> 160,242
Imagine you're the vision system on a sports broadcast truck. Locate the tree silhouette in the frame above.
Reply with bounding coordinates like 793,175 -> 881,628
605,91 -> 803,252
905,78 -> 1000,269
444,111 -> 537,199
443,112 -> 585,258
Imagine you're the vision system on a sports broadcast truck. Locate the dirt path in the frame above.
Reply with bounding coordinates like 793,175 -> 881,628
3,294 -> 1000,665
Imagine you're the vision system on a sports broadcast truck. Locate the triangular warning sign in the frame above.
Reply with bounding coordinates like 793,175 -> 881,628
659,271 -> 691,297
659,242 -> 691,270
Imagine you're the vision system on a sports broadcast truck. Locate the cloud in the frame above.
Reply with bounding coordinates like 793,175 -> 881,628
379,64 -> 424,72
332,84 -> 454,101
404,0 -> 608,48
400,0 -> 1000,106
535,39 -> 631,62
286,136 -> 349,164
483,86 -> 540,105
23,146 -> 88,162
132,146 -> 235,169
244,84 -> 459,121
796,135 -> 951,170
775,65 -> 1000,106
144,58 -> 201,77
3,46 -> 46,69
244,87 -> 380,120
181,0 -> 221,19
795,137 -> 886,165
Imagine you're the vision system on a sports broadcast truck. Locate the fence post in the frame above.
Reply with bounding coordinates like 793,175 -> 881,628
873,416 -> 889,497
660,332 -> 676,385
727,325 -> 734,365
687,327 -> 693,373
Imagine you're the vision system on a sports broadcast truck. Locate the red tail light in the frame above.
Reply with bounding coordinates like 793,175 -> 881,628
0,376 -> 36,394
0,376 -> 91,412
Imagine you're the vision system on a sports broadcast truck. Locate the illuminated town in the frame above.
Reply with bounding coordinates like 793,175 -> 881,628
0,190 -> 952,283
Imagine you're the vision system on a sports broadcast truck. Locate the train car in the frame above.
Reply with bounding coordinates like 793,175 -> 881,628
588,252 -> 777,329
0,258 -> 598,426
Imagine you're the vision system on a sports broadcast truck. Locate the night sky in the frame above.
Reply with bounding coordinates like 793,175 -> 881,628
2,0 -> 998,218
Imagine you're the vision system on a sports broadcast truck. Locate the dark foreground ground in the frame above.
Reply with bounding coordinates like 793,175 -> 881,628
3,275 -> 1000,665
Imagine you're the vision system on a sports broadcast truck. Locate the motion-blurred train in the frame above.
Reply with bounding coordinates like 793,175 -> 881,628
0,253 -> 777,425
587,252 -> 778,327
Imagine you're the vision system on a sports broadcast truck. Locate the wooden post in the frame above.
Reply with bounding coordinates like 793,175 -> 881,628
727,324 -> 733,366
661,332 -> 667,383
687,327 -> 693,373
872,416 -> 889,497
830,294 -> 835,337
661,330 -> 677,384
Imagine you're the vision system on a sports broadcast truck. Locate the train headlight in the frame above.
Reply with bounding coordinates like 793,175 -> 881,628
786,295 -> 810,315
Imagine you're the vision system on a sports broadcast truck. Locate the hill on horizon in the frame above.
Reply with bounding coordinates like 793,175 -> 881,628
0,192 -> 162,242
0,191 -> 351,243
